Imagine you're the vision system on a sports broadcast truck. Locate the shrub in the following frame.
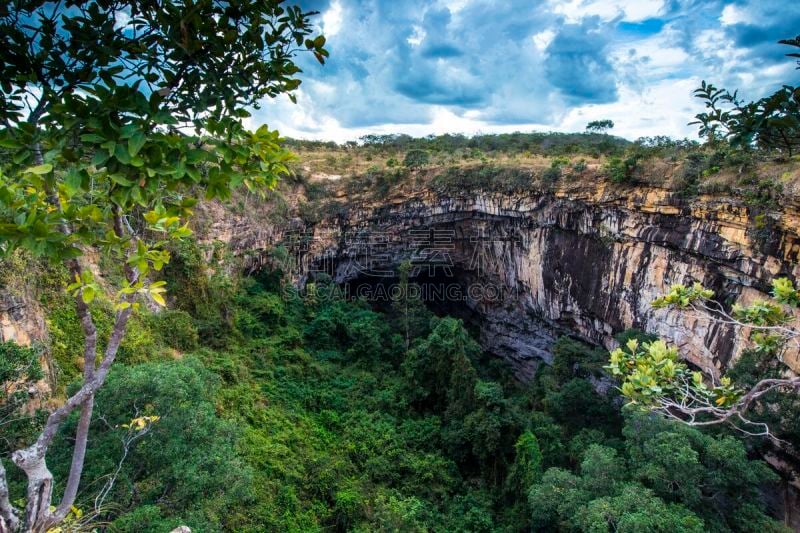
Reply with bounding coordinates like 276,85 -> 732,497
403,149 -> 431,169
542,166 -> 561,183
49,359 -> 253,532
430,165 -> 532,193
0,341 -> 45,453
604,154 -> 640,183
148,309 -> 199,352
551,336 -> 607,382
572,159 -> 588,172
47,298 -> 164,379
117,313 -> 161,365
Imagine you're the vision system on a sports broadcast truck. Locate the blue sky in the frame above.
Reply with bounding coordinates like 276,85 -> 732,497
248,0 -> 800,142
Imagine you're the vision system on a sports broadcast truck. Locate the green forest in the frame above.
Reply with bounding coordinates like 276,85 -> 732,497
2,247 -> 787,531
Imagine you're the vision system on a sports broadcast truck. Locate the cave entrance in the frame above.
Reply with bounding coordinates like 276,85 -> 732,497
341,266 -> 482,329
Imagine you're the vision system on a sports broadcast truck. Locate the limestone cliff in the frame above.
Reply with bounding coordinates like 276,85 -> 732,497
224,179 -> 800,382
0,289 -> 46,347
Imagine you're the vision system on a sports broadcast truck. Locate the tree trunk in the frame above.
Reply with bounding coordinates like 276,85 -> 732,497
49,395 -> 94,527
6,305 -> 133,532
13,448 -> 54,533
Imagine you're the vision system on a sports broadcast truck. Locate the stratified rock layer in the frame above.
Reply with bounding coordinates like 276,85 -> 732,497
229,182 -> 800,381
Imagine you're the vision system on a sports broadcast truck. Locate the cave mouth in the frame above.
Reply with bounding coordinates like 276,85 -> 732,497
340,267 -> 483,326
319,263 -> 561,380
297,233 -> 575,379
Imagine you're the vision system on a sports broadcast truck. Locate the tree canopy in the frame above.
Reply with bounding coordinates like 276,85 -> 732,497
0,1 -> 327,530
691,36 -> 800,155
586,119 -> 614,133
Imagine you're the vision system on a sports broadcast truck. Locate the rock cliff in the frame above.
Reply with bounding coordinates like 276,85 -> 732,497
227,180 -> 800,381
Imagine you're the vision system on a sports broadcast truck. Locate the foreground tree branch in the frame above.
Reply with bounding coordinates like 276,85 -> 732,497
0,1 -> 328,530
607,278 -> 800,441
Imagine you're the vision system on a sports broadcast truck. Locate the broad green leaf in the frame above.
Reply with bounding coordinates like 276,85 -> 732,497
109,174 -> 134,186
0,138 -> 21,148
128,132 -> 146,156
12,150 -> 31,165
25,164 -> 53,175
64,171 -> 82,193
80,133 -> 105,143
114,144 -> 131,164
91,149 -> 110,167
81,286 -> 96,304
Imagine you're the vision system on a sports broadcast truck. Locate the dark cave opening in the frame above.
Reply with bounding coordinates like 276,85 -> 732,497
339,266 -> 484,332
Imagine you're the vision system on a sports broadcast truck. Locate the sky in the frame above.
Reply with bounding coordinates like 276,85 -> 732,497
247,0 -> 800,143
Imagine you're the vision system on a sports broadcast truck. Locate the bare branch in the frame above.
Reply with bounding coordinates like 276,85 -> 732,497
93,411 -> 155,513
650,376 -> 800,442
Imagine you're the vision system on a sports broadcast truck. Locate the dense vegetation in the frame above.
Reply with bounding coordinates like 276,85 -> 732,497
1,248 -> 786,531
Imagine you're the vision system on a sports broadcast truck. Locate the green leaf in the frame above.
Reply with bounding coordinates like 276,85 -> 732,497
120,124 -> 139,139
91,149 -> 110,167
186,149 -> 207,164
128,132 -> 146,157
80,133 -> 106,143
64,171 -> 82,193
153,111 -> 178,125
81,286 -> 96,304
25,164 -> 53,175
0,138 -> 21,148
12,150 -> 31,165
114,144 -> 131,164
151,292 -> 166,306
109,174 -> 134,186
185,167 -> 201,181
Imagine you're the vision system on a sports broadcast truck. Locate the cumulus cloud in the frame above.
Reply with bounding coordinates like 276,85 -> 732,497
249,0 -> 800,142
552,0 -> 665,23
544,16 -> 619,103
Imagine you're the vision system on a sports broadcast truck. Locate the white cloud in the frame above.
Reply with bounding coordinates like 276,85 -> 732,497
245,0 -> 799,143
719,4 -> 748,26
114,10 -> 131,29
552,0 -> 664,23
557,77 -> 703,139
407,25 -> 426,46
443,0 -> 471,13
321,1 -> 344,37
532,29 -> 556,51
619,0 -> 665,22
694,29 -> 729,59
610,30 -> 690,81
253,78 -> 704,143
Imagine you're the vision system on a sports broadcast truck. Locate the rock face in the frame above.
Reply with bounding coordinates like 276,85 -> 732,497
243,181 -> 800,381
0,289 -> 47,347
0,287 -> 53,409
